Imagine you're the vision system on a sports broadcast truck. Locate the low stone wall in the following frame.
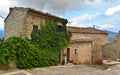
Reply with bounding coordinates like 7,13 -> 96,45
102,42 -> 119,60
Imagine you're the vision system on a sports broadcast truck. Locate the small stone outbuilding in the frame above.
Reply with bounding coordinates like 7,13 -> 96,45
60,35 -> 93,65
60,27 -> 108,65
103,31 -> 120,60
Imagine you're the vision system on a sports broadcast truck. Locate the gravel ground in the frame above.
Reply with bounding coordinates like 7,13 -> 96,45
1,64 -> 120,75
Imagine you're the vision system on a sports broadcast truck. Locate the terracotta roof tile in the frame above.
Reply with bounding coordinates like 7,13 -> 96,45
67,26 -> 108,35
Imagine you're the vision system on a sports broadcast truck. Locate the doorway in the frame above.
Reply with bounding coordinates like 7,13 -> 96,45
67,48 -> 70,63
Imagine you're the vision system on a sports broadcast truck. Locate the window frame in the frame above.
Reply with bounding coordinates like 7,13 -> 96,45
33,24 -> 38,32
56,25 -> 63,32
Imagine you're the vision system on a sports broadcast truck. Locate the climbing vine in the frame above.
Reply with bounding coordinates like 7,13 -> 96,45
0,22 -> 71,69
31,21 -> 71,51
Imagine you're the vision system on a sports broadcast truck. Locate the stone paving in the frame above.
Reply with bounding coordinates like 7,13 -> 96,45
1,64 -> 120,75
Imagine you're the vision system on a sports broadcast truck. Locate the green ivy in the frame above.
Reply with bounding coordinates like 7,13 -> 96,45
30,21 -> 71,67
0,22 -> 71,69
31,21 -> 71,51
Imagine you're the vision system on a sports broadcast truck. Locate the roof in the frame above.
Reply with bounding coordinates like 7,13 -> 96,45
71,38 -> 93,43
71,34 -> 93,43
4,7 -> 68,23
67,26 -> 108,35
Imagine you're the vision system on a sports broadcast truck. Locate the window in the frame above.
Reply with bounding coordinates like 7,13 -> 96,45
74,48 -> 77,54
33,25 -> 38,32
56,25 -> 63,32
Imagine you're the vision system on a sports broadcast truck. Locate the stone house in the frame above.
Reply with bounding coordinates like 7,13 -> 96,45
5,7 -> 108,65
60,27 -> 108,65
103,31 -> 120,60
4,7 -> 68,40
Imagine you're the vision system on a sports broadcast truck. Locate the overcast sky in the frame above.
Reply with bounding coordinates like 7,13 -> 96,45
0,0 -> 120,32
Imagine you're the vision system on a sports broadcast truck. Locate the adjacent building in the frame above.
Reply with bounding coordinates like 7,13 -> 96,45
60,27 -> 108,65
4,7 -> 67,40
103,31 -> 120,60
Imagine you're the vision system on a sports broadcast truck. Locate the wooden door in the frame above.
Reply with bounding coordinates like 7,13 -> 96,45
67,48 -> 70,63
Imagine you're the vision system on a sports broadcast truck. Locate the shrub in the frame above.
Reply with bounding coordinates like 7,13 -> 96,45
0,37 -> 39,69
31,22 -> 71,51
0,22 -> 71,69
30,22 -> 71,67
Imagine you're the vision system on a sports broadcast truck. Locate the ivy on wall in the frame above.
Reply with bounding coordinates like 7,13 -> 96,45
0,22 -> 71,69
0,37 -> 40,69
31,21 -> 71,51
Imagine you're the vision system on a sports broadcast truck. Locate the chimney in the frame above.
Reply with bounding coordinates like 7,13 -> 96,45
9,8 -> 13,12
93,25 -> 95,28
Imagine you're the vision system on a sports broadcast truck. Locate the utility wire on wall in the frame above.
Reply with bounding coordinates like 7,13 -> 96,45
0,15 -> 5,19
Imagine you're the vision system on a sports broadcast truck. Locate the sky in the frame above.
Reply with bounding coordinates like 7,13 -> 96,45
0,0 -> 120,32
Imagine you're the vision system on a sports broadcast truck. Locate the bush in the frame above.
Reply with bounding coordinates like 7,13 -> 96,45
0,37 -> 39,69
31,22 -> 71,51
0,22 -> 71,69
30,22 -> 71,67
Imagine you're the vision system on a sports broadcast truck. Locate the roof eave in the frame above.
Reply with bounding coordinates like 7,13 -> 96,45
27,8 -> 68,23
70,32 -> 108,35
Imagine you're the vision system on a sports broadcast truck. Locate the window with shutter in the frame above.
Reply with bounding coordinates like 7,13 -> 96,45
33,25 -> 38,32
56,25 -> 63,32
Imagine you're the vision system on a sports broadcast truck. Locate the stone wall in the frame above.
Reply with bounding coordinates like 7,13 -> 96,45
5,8 -> 67,39
71,33 -> 108,64
75,42 -> 92,65
24,12 -> 66,37
102,42 -> 119,60
61,41 -> 93,65
4,9 -> 27,40
102,34 -> 120,60
25,12 -> 45,37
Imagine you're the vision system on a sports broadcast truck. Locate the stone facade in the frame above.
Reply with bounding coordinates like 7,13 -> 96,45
103,33 -> 120,60
5,7 -> 108,65
4,8 -> 27,39
4,7 -> 67,39
83,33 -> 108,64
60,27 -> 108,65
61,37 -> 93,65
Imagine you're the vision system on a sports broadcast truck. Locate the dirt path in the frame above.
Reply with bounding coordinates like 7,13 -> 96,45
1,64 -> 120,75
